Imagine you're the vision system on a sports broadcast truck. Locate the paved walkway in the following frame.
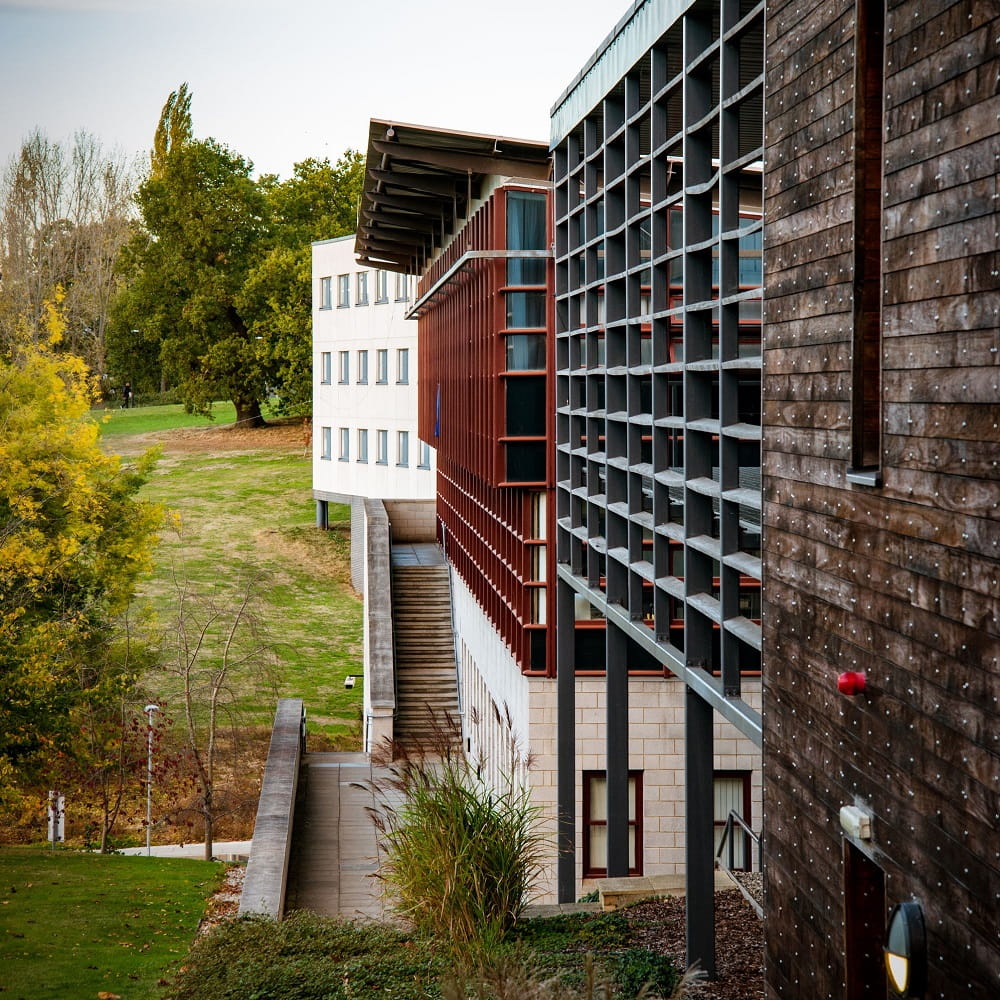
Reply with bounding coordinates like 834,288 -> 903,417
118,840 -> 251,860
284,752 -> 395,921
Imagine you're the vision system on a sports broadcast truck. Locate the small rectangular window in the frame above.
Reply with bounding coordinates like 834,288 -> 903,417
337,274 -> 350,307
319,276 -> 332,310
506,290 -> 546,328
583,771 -> 641,877
505,334 -> 546,371
320,426 -> 332,460
376,349 -> 388,384
375,269 -> 389,303
418,441 -> 431,469
320,351 -> 332,384
394,272 -> 409,302
397,348 -> 409,384
356,271 -> 369,305
357,428 -> 368,463
338,351 -> 349,384
713,772 -> 751,871
376,429 -> 388,465
357,350 -> 368,384
338,427 -> 349,461
397,430 -> 409,467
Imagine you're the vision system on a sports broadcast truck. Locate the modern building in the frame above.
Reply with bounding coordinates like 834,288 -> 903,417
761,2 -> 1000,996
549,0 -> 765,972
312,233 -> 436,588
356,118 -> 763,902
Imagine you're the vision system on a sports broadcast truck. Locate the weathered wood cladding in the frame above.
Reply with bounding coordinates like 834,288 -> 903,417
762,0 -> 999,996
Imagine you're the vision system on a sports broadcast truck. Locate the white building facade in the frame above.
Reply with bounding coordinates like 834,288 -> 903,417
311,235 -> 436,579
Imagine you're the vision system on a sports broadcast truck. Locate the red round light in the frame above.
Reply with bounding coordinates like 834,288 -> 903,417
837,671 -> 867,696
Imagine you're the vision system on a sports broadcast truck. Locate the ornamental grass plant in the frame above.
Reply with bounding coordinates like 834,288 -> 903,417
367,711 -> 547,952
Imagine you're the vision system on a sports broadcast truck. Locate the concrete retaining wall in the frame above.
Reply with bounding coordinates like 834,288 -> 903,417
238,698 -> 305,918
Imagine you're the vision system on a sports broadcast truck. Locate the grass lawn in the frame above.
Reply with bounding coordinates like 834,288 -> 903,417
97,401 -> 238,439
97,404 -> 363,745
0,847 -> 226,1000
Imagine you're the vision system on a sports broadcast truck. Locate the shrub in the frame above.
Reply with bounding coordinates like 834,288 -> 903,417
369,729 -> 547,951
612,948 -> 680,999
168,911 -> 446,1000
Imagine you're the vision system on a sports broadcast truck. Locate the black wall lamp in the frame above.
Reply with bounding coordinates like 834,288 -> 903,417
885,901 -> 926,997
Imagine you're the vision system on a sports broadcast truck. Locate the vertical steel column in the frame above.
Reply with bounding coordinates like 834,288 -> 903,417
556,576 -> 577,902
606,622 -> 630,877
685,686 -> 716,976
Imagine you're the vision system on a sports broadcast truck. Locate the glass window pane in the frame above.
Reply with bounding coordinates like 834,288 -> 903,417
506,291 -> 546,328
506,334 -> 546,371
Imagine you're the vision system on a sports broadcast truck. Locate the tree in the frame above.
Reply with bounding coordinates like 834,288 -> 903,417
0,130 -> 138,380
0,293 -> 161,797
114,135 -> 270,426
161,570 -> 278,860
239,152 -> 364,415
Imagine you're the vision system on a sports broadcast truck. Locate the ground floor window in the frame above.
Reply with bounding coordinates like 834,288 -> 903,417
583,770 -> 642,877
713,771 -> 751,871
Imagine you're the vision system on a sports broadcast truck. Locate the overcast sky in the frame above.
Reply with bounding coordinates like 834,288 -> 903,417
0,0 -> 627,179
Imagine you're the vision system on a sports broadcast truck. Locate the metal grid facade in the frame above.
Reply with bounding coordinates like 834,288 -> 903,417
551,0 -> 765,970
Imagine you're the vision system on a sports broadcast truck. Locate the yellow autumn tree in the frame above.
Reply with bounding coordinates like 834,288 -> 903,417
0,292 -> 162,796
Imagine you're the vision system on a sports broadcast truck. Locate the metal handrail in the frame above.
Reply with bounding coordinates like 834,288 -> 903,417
715,809 -> 761,873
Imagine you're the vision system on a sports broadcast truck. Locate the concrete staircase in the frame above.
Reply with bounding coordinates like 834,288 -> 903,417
391,563 -> 461,750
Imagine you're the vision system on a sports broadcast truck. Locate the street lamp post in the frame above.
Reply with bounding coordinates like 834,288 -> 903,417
144,704 -> 159,857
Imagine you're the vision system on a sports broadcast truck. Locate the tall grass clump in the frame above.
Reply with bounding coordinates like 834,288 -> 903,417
369,717 -> 547,951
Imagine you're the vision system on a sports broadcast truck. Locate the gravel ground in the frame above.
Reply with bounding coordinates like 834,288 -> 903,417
622,889 -> 764,998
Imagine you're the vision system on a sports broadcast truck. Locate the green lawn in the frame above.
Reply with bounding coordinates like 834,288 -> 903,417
100,405 -> 363,745
0,847 -> 226,1000
97,401 -> 238,439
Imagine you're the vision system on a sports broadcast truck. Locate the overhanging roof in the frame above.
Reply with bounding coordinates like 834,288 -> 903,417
356,119 -> 550,275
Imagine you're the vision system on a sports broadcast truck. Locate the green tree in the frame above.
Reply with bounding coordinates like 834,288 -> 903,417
239,152 -> 364,415
114,135 -> 270,426
0,294 -> 162,796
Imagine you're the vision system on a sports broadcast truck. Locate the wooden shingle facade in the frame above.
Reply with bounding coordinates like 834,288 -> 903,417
762,0 -> 999,996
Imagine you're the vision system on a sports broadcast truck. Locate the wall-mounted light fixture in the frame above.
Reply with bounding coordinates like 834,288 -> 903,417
885,901 -> 926,997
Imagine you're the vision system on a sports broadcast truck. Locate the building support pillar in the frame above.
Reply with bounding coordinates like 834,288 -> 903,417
606,623 -> 629,877
685,687 -> 716,977
556,577 -> 577,902
315,499 -> 329,529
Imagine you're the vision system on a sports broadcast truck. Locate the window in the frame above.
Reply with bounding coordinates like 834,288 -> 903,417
338,351 -> 349,384
375,269 -> 389,303
319,276 -> 332,309
338,427 -> 349,461
356,271 -> 369,305
397,430 -> 409,467
396,348 -> 409,384
337,274 -> 350,307
418,441 -> 431,469
713,772 -> 751,871
849,0 -> 885,481
505,334 -> 546,371
506,190 -> 547,284
376,349 -> 388,384
394,272 -> 409,302
357,350 -> 368,384
506,290 -> 546,328
320,351 -> 332,384
583,771 -> 641,877
357,428 -> 368,463
376,429 -> 388,465
320,426 -> 332,460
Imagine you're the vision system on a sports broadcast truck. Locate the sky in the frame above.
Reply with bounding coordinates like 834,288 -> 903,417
0,0 -> 628,180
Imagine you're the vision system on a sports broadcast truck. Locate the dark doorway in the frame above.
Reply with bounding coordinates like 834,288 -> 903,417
844,841 -> 887,998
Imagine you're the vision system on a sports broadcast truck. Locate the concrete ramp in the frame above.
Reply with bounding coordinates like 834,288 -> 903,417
284,752 -> 391,921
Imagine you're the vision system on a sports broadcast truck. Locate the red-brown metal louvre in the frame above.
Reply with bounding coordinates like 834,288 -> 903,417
417,186 -> 553,673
